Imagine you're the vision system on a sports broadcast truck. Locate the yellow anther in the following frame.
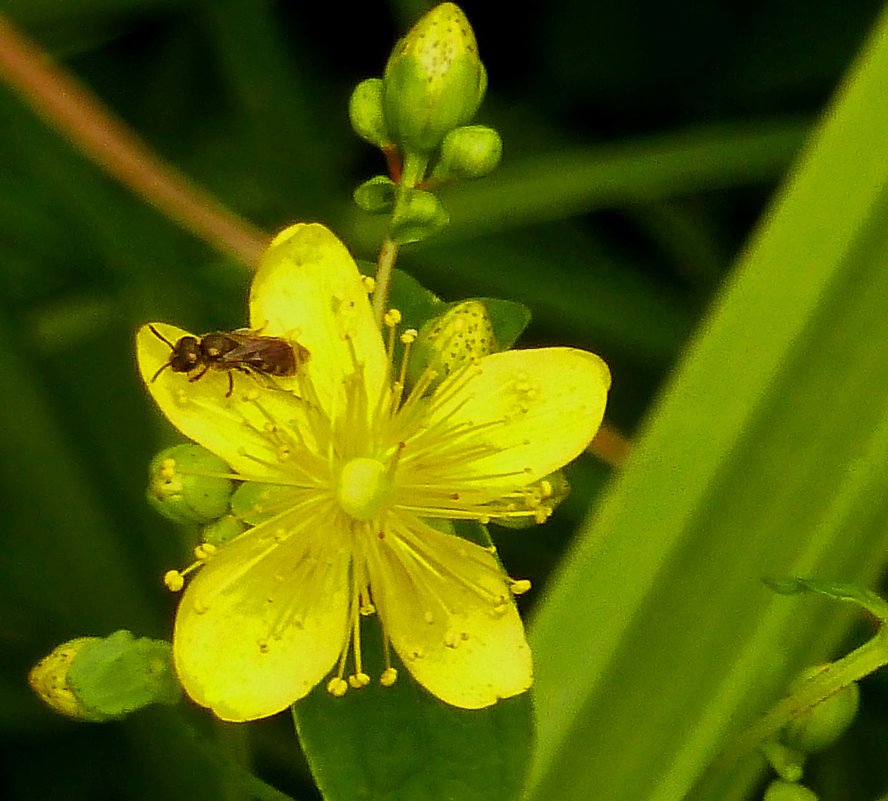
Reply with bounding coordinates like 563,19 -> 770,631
359,602 -> 377,616
400,328 -> 418,345
510,578 -> 532,596
383,308 -> 402,327
539,479 -> 553,498
534,507 -> 552,525
164,570 -> 185,592
380,667 -> 398,687
193,542 -> 217,560
327,677 -> 349,697
361,275 -> 376,293
348,672 -> 371,689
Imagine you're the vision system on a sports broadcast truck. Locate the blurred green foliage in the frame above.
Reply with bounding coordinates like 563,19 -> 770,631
1,1 -> 886,800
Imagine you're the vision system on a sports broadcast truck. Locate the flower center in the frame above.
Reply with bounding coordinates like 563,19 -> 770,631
337,457 -> 392,520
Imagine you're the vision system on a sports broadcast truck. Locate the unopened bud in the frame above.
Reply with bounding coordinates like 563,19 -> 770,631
408,300 -> 494,389
29,632 -> 180,722
781,666 -> 859,754
763,780 -> 819,801
147,444 -> 234,525
349,78 -> 391,148
433,125 -> 502,180
383,3 -> 486,154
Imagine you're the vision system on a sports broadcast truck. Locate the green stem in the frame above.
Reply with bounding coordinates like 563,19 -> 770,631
693,629 -> 888,797
371,150 -> 428,325
371,236 -> 400,325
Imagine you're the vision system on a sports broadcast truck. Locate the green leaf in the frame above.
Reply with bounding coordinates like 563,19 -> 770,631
764,577 -> 888,622
479,297 -> 531,350
525,9 -> 888,801
354,175 -> 396,214
390,188 -> 450,244
292,624 -> 534,801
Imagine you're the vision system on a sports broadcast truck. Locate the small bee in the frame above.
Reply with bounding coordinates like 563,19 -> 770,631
149,325 -> 309,397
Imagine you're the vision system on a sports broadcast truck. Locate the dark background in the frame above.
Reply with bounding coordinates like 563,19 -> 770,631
0,1 -> 884,799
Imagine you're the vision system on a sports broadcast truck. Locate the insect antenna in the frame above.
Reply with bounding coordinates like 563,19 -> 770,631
149,324 -> 176,382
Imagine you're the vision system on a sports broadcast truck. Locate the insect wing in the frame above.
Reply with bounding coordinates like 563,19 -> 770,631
221,334 -> 299,376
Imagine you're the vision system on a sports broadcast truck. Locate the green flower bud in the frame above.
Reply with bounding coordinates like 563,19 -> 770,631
29,637 -> 100,720
349,78 -> 391,148
390,187 -> 450,244
409,300 -> 495,388
202,513 -> 246,546
353,175 -> 396,213
781,666 -> 860,754
433,125 -> 502,180
763,780 -> 819,801
147,444 -> 234,525
29,632 -> 180,722
383,3 -> 487,154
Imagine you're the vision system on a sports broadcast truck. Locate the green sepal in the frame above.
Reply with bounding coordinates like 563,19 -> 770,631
432,125 -> 503,180
349,78 -> 391,148
481,297 -> 532,349
66,631 -> 180,721
354,175 -> 396,214
390,187 -> 450,244
764,576 -> 888,621
146,444 -> 233,525
388,268 -> 443,331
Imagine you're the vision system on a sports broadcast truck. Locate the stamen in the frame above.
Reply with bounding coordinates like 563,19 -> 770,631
162,540 -> 219,592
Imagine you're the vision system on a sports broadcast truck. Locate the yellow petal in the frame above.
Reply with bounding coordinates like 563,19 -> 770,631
251,223 -> 387,413
136,323 -> 317,479
369,515 -> 532,708
417,347 -> 610,490
174,506 -> 350,721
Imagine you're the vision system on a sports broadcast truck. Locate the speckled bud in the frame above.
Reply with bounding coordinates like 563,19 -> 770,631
29,632 -> 180,722
410,300 -> 495,388
383,3 -> 487,154
147,444 -> 234,525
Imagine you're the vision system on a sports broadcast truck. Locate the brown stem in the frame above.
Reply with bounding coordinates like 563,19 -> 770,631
0,14 -> 268,268
588,423 -> 631,468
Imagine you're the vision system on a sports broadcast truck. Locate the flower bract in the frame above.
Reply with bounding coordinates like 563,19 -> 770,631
136,223 -> 610,721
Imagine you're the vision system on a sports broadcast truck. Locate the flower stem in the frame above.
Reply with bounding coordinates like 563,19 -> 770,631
588,423 -> 631,467
0,14 -> 268,268
691,628 -> 888,799
372,236 -> 400,326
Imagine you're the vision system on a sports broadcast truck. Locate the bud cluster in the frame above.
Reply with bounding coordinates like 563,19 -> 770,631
349,3 -> 502,244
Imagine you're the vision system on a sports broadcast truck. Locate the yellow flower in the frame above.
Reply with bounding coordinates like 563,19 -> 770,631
136,223 -> 610,722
